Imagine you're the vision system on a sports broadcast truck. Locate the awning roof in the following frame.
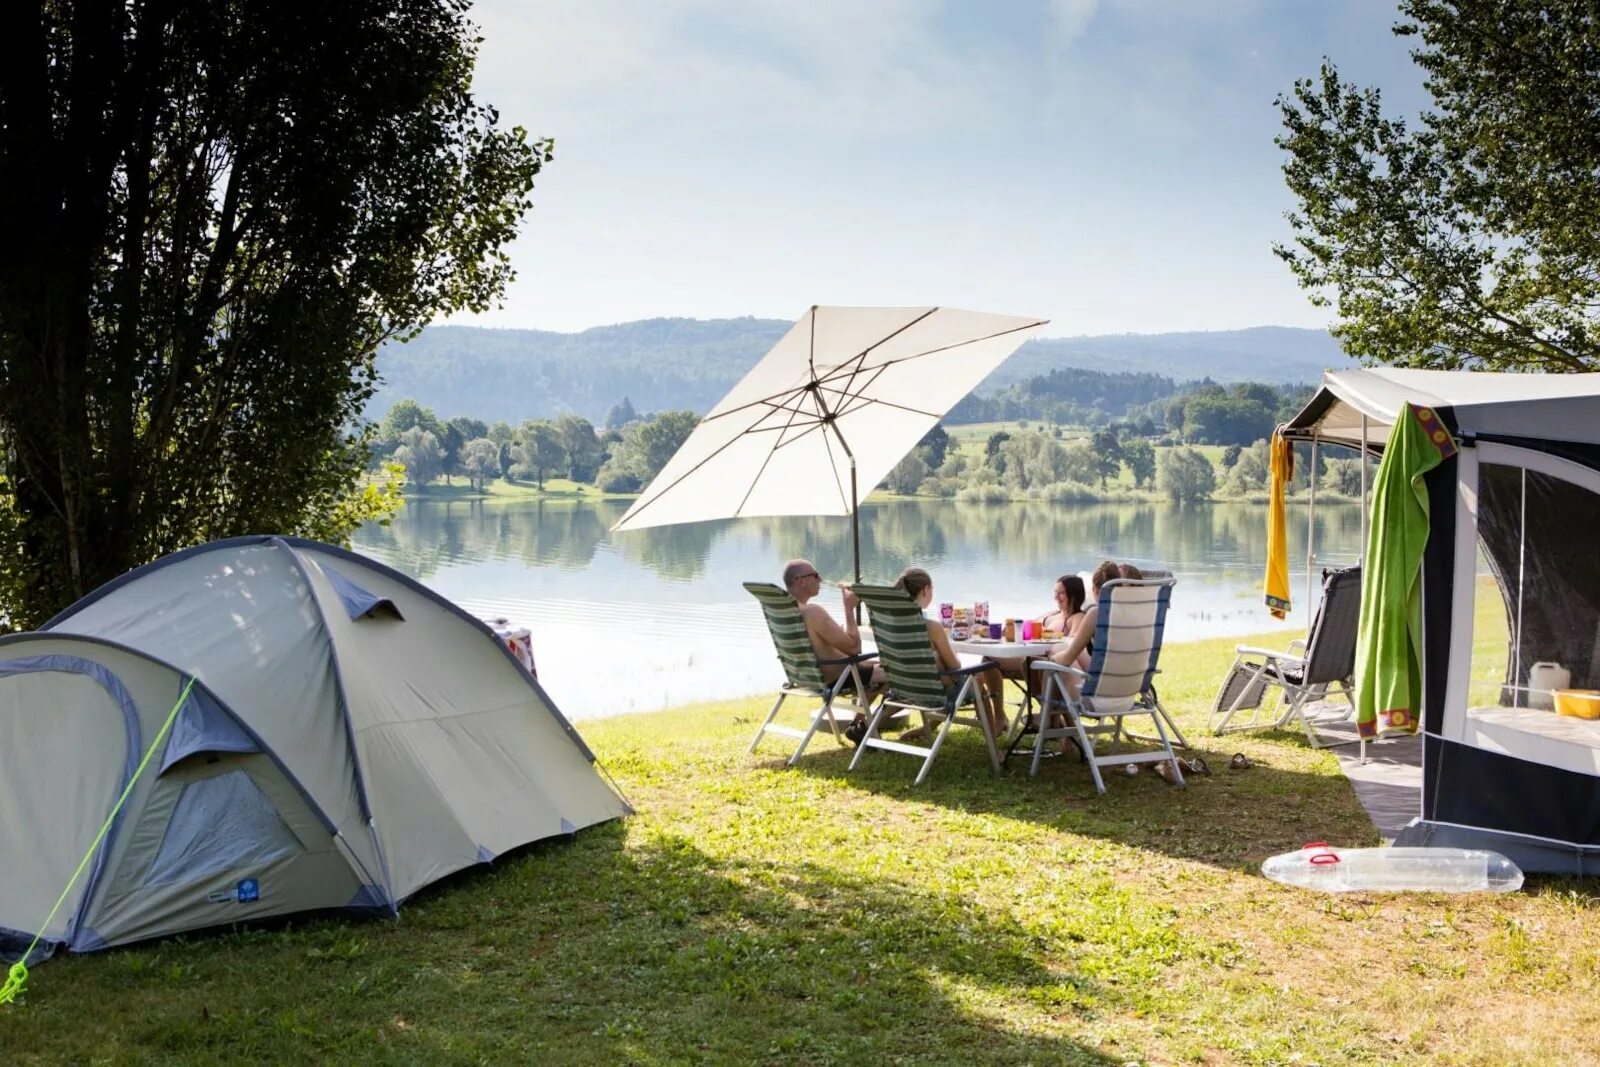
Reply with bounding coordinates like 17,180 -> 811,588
1281,367 -> 1600,452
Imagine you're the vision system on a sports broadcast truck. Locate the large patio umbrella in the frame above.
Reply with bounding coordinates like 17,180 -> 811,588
610,305 -> 1048,580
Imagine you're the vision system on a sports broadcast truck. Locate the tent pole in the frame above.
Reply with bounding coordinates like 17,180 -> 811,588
1359,415 -> 1369,565
1306,436 -> 1319,616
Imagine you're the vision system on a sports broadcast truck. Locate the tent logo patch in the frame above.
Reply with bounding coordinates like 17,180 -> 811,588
236,879 -> 260,903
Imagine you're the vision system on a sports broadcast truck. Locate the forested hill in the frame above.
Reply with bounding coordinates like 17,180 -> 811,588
372,319 -> 1352,423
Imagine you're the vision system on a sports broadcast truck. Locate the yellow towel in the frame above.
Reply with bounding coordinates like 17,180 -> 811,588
1264,432 -> 1293,619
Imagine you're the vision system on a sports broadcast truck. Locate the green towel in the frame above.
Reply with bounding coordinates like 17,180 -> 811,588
1354,404 -> 1456,737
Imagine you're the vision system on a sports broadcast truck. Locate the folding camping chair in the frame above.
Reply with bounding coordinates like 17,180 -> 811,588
847,583 -> 1002,786
1207,565 -> 1361,748
744,582 -> 877,765
1004,570 -> 1186,771
1029,577 -> 1182,792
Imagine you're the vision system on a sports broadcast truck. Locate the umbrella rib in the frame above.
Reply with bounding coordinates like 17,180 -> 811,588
697,307 -> 939,427
697,316 -> 1044,426
825,318 -> 1050,380
731,383 -> 820,517
614,413 -> 790,527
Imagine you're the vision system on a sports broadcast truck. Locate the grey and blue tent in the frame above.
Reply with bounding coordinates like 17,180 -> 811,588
1282,368 -> 1600,874
0,536 -> 629,959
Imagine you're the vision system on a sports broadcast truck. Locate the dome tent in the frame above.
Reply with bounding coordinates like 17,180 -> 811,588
0,536 -> 629,959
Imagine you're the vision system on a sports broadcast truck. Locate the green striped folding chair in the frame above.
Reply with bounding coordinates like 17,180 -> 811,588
848,583 -> 1002,785
1029,577 -> 1180,792
744,582 -> 876,765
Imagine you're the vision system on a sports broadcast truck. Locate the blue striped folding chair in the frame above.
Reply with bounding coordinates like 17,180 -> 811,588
744,582 -> 876,765
1030,577 -> 1181,792
848,583 -> 1002,786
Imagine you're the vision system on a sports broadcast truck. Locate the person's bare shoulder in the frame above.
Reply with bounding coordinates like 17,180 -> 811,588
798,600 -> 831,625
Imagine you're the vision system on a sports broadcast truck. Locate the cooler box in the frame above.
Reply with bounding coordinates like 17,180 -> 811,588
485,616 -> 537,678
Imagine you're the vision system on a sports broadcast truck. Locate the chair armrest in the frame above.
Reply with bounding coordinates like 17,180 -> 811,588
818,652 -> 877,666
939,661 -> 995,680
1234,645 -> 1305,665
1029,660 -> 1086,680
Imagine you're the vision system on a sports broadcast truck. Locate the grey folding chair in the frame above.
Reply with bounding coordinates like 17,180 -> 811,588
847,583 -> 1002,786
1207,565 -> 1361,748
1029,577 -> 1181,792
744,582 -> 876,765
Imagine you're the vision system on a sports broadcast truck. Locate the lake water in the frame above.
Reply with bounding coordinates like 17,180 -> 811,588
351,497 -> 1365,719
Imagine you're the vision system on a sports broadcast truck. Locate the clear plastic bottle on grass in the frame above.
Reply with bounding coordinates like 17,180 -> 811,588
1262,843 -> 1524,893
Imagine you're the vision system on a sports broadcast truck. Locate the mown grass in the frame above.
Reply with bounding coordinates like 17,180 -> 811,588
9,629 -> 1600,1064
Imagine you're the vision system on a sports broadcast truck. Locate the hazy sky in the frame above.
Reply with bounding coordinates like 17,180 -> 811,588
457,1 -> 1428,338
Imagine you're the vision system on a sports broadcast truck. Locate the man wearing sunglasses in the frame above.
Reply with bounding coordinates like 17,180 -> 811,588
782,558 -> 864,678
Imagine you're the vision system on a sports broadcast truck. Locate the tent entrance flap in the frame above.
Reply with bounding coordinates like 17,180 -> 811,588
0,669 -> 134,946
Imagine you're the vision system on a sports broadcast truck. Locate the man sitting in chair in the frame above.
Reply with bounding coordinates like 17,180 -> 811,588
784,559 -> 883,740
784,558 -> 865,684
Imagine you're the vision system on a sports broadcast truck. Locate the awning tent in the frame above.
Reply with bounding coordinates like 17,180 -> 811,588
1282,368 -> 1600,873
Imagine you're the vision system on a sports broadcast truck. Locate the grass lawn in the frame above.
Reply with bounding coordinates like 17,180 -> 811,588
9,628 -> 1600,1064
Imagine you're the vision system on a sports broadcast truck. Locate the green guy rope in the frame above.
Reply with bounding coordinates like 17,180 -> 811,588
1,676 -> 197,1007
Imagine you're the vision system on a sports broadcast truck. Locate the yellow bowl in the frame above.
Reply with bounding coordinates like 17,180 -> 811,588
1554,689 -> 1600,719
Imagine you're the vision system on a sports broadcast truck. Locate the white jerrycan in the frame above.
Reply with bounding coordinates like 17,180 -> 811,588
1528,662 -> 1570,709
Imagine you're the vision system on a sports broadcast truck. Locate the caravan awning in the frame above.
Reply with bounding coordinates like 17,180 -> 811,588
1282,367 -> 1600,453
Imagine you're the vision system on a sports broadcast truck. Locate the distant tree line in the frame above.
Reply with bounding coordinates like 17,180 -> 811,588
944,369 -> 1312,448
884,423 -> 1373,506
372,396 -> 699,494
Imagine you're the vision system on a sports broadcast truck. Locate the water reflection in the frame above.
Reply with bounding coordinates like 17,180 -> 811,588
353,497 -> 1364,718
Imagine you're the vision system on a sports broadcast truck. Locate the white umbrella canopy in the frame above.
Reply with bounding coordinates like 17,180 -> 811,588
611,305 -> 1048,577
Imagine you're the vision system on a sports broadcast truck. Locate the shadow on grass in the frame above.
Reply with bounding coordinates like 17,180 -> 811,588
10,824 -> 1130,1065
773,722 -> 1380,873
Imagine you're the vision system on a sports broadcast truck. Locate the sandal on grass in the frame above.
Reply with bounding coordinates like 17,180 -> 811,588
1179,756 -> 1210,776
1229,752 -> 1253,770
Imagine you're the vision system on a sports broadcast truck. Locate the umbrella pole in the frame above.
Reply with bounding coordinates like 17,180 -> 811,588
851,463 -> 861,585
850,462 -> 863,623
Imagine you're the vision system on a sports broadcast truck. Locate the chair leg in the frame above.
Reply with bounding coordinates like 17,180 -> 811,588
787,696 -> 837,766
1030,677 -> 1057,778
975,686 -> 1002,775
1149,687 -> 1188,749
1074,712 -> 1107,794
749,690 -> 789,753
915,702 -> 962,787
849,697 -> 895,771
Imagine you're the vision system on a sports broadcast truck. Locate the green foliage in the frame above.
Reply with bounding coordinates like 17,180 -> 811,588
605,396 -> 640,430
511,421 -> 568,489
984,431 -> 1012,473
0,2 -> 543,625
1276,0 -> 1600,370
555,415 -> 606,482
595,410 -> 701,492
1122,438 -> 1157,489
1221,441 -> 1270,496
393,428 -> 445,487
1157,447 -> 1217,503
884,452 -> 932,495
949,367 -> 1179,426
1222,443 -> 1243,469
915,424 -> 950,470
1090,429 -> 1122,489
459,439 -> 501,491
1165,382 -> 1306,446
